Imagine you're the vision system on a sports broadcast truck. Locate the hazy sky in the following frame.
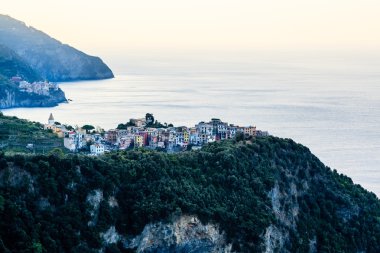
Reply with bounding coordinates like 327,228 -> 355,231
3,0 -> 380,61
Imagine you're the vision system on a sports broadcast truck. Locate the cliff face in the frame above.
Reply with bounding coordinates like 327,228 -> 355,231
0,86 -> 66,109
109,215 -> 232,252
0,14 -> 114,81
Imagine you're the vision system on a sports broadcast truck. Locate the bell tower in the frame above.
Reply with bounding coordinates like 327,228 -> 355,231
48,113 -> 55,125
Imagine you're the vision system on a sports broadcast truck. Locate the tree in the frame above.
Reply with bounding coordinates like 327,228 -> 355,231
116,124 -> 127,130
145,113 -> 154,125
126,120 -> 136,127
86,140 -> 95,148
65,125 -> 74,131
235,132 -> 245,142
48,148 -> 65,158
82,125 -> 95,134
31,242 -> 43,253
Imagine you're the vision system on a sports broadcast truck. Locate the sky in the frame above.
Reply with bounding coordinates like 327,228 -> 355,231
3,0 -> 380,70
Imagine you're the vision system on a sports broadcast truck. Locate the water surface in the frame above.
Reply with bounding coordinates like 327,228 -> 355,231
4,53 -> 380,196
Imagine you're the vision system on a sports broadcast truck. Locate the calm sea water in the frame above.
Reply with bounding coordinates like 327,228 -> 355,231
3,52 -> 380,196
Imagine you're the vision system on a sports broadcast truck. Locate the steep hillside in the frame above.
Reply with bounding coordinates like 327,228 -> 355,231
0,45 -> 41,82
0,136 -> 379,252
0,44 -> 67,109
0,113 -> 63,153
0,14 -> 114,81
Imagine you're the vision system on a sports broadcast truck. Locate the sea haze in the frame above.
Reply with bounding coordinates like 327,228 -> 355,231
3,51 -> 380,196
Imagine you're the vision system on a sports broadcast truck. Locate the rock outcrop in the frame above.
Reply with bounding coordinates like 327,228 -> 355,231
0,86 -> 66,109
101,215 -> 232,252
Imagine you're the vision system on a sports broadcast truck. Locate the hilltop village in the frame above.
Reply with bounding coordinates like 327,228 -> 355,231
44,113 -> 269,155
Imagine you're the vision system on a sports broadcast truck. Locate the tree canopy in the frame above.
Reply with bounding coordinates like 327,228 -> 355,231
0,137 -> 379,252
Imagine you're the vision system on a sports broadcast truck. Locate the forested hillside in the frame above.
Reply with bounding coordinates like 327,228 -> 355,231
0,45 -> 41,82
0,136 -> 379,252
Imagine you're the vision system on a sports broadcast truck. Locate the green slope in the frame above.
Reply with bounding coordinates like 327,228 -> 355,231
0,113 -> 63,153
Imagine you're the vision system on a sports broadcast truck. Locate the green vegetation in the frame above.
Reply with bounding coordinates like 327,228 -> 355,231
116,119 -> 136,129
0,135 -> 378,252
0,113 -> 63,154
0,45 -> 41,83
117,113 -> 173,130
145,113 -> 172,128
82,125 -> 95,134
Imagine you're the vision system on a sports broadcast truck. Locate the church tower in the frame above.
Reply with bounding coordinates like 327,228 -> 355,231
48,113 -> 55,125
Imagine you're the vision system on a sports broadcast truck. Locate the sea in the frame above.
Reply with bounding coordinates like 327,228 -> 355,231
3,51 -> 380,196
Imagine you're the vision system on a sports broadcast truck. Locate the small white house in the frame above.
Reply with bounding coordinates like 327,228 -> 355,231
90,143 -> 105,155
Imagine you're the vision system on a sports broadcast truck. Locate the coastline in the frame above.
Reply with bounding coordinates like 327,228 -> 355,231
0,88 -> 67,110
0,76 -> 115,110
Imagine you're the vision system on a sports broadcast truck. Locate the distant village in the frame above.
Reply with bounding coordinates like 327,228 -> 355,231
11,76 -> 60,96
44,113 -> 269,156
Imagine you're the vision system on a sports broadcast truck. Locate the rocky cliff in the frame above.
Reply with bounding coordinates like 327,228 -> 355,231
0,86 -> 66,109
99,215 -> 232,252
0,14 -> 114,81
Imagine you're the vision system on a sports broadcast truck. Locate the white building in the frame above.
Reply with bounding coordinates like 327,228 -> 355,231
195,122 -> 213,144
44,113 -> 56,130
48,113 -> 55,125
19,81 -> 59,96
131,118 -> 146,127
64,131 -> 84,152
90,143 -> 105,155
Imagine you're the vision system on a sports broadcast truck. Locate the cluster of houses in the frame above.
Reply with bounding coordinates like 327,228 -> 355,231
43,114 -> 269,156
11,76 -> 59,96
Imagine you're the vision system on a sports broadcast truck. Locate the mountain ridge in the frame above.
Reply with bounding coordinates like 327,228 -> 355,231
0,14 -> 114,109
0,45 -> 67,109
0,44 -> 41,82
0,14 -> 114,82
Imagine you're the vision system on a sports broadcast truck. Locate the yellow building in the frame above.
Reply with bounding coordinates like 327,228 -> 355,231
183,131 -> 190,143
134,135 -> 144,148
